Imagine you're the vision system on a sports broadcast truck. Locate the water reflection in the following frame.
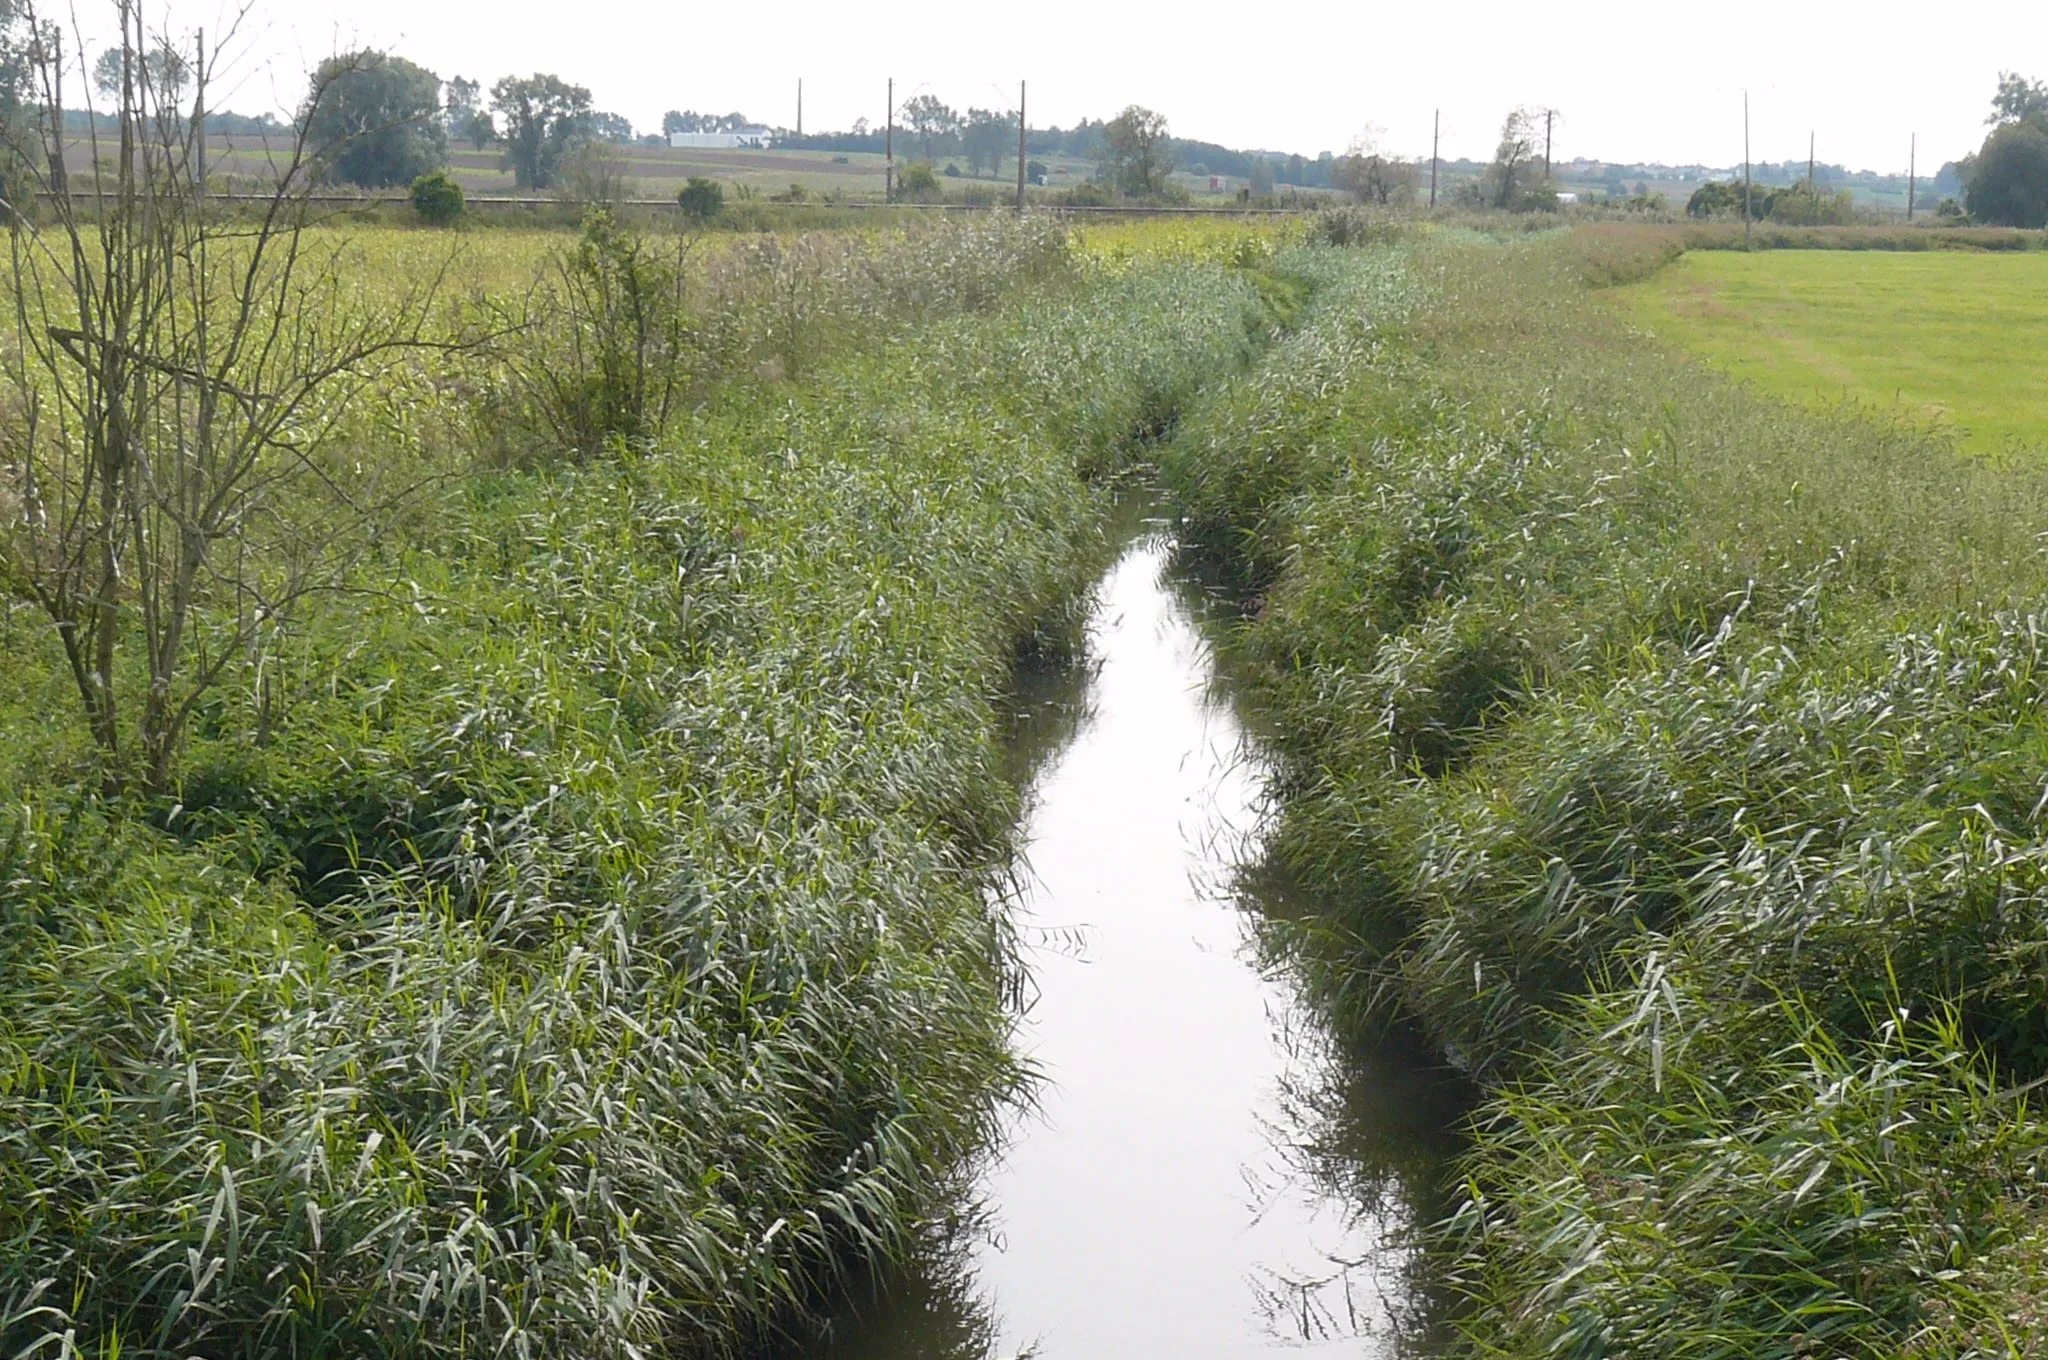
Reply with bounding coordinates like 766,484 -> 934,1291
793,518 -> 1464,1360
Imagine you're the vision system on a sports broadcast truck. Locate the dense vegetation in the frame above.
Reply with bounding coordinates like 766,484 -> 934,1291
0,212 -> 1290,1356
1163,223 -> 2048,1357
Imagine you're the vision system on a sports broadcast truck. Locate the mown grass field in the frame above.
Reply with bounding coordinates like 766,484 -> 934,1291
1623,248 -> 2048,454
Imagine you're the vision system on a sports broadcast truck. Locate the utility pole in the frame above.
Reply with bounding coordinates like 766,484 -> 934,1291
1016,79 -> 1027,211
885,77 -> 894,203
1807,130 -> 1814,186
1430,108 -> 1439,209
1743,91 -> 1753,251
796,79 -> 802,137
1544,107 -> 1553,180
1908,133 -> 1917,220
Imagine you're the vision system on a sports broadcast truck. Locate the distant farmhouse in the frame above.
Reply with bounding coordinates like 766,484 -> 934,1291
669,126 -> 776,150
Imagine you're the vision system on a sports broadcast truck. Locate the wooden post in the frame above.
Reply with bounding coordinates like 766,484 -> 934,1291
1743,91 -> 1753,251
1430,108 -> 1439,209
1016,80 -> 1027,211
1908,133 -> 1917,220
885,78 -> 893,202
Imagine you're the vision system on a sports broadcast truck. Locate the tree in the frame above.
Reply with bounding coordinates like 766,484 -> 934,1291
558,139 -> 629,205
492,72 -> 593,190
2,15 -> 461,791
92,41 -> 186,105
301,50 -> 447,189
1989,72 -> 2048,126
1248,156 -> 1275,196
1966,119 -> 2048,227
1688,179 -> 1762,218
1483,107 -> 1542,208
1102,104 -> 1172,199
444,74 -> 494,149
443,74 -> 478,133
963,106 -> 1013,178
663,109 -> 752,136
900,94 -> 960,161
591,111 -> 634,144
1333,130 -> 1418,205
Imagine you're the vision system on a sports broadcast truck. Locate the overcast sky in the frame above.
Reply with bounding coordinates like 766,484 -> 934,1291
60,0 -> 2048,172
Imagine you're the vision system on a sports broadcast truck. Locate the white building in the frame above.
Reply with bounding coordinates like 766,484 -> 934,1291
669,126 -> 775,150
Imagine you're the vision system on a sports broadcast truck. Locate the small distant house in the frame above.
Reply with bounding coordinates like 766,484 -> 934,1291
1556,191 -> 1580,205
1209,175 -> 1224,191
669,126 -> 776,150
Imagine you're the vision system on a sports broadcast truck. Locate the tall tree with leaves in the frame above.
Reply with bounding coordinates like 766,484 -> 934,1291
900,94 -> 960,161
962,106 -> 1013,177
301,49 -> 447,188
492,72 -> 592,189
1988,72 -> 2048,126
1102,104 -> 1172,198
1966,120 -> 2048,227
1333,131 -> 1418,205
92,41 -> 185,104
1484,106 -> 1542,208
1963,73 -> 2048,226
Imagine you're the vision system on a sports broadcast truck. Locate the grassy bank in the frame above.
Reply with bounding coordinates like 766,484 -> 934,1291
1163,226 -> 2048,1356
0,217 -> 1285,1357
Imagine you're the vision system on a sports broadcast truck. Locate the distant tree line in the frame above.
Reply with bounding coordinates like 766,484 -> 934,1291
777,98 -> 1351,193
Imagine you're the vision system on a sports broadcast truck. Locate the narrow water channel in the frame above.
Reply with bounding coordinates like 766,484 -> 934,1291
806,513 -> 1461,1359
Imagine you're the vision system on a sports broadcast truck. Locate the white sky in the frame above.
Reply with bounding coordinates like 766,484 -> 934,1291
59,0 -> 2048,173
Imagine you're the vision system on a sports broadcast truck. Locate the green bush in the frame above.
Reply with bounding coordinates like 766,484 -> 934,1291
499,209 -> 693,456
1055,179 -> 1113,208
897,161 -> 940,201
676,175 -> 724,222
409,169 -> 465,225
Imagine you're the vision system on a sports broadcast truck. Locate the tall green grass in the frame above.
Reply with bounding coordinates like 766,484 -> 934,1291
0,224 -> 1278,1358
1163,227 -> 2048,1356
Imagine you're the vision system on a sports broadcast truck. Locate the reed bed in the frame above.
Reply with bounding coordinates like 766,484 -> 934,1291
0,218 -> 1285,1358
1163,225 -> 2048,1356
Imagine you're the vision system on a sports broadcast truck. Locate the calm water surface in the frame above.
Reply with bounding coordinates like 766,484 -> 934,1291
806,520 -> 1461,1359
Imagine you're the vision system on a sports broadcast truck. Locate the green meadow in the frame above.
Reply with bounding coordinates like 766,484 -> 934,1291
1624,248 -> 2048,454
